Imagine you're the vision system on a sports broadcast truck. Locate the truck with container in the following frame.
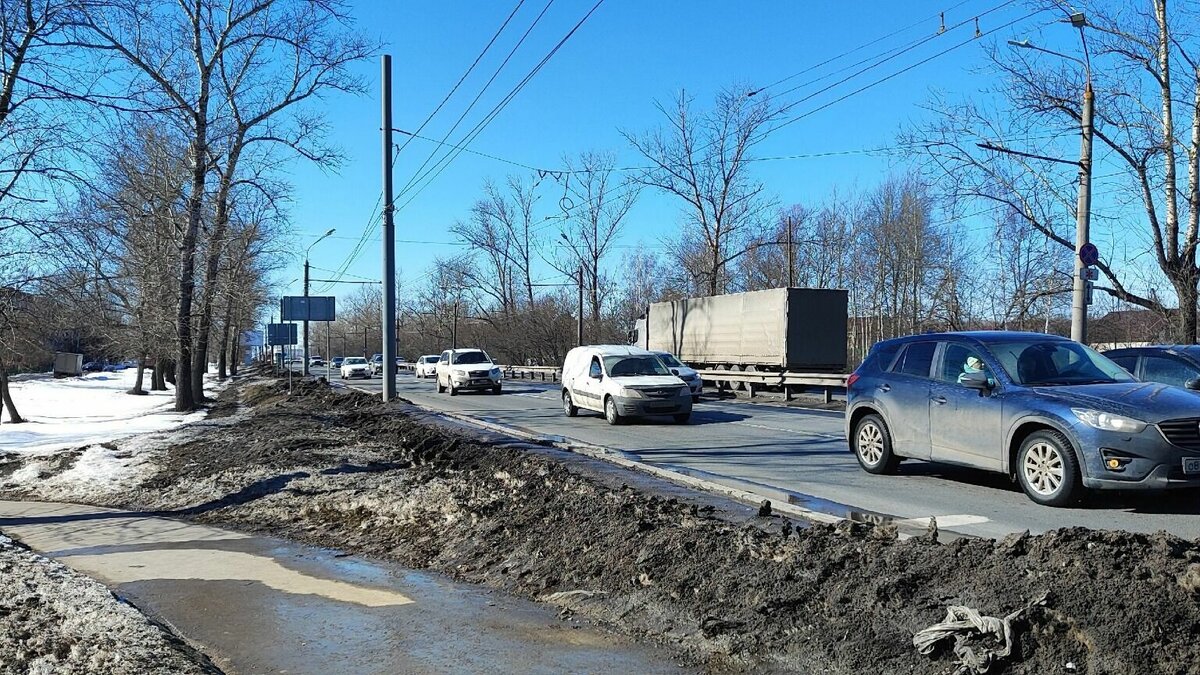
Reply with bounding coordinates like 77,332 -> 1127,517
633,288 -> 848,395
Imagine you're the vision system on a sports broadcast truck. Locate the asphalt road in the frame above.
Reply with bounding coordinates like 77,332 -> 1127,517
332,369 -> 1200,540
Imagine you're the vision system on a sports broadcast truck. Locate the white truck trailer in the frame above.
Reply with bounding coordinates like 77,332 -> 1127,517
634,288 -> 848,373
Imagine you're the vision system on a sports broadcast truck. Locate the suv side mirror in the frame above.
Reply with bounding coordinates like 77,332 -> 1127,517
1186,378 -> 1200,391
670,368 -> 680,376
960,371 -> 992,391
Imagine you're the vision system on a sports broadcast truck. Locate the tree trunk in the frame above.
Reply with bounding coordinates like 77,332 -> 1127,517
1174,270 -> 1199,343
217,290 -> 236,380
151,359 -> 166,390
0,367 -> 23,424
229,336 -> 240,377
129,354 -> 148,395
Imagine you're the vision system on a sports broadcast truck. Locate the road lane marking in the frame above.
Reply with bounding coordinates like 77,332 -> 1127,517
729,420 -> 843,439
894,514 -> 990,528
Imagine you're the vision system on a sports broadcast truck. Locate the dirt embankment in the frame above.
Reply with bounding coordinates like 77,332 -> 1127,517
0,535 -> 218,675
6,377 -> 1200,674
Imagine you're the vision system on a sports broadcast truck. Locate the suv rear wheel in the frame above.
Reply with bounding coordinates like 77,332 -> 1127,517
853,413 -> 900,474
1016,430 -> 1081,507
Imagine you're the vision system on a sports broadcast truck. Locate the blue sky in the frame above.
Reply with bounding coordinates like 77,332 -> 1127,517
280,1 -> 1072,300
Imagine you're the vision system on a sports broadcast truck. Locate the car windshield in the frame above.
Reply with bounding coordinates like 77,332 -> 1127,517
988,340 -> 1135,386
603,355 -> 671,377
344,357 -> 366,365
657,353 -> 684,368
422,356 -> 437,363
453,351 -> 491,365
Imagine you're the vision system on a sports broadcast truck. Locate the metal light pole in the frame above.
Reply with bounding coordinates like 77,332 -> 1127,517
1009,13 -> 1093,342
380,54 -> 397,401
303,228 -> 336,375
560,232 -> 585,346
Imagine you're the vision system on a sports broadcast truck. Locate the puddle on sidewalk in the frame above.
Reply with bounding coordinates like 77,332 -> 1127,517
0,501 -> 686,674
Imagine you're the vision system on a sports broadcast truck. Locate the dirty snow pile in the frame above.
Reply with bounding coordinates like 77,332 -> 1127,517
0,533 -> 213,674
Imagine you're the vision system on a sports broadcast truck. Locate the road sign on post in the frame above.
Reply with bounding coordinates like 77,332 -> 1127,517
281,296 -> 335,322
267,323 -> 298,346
1079,242 -> 1099,267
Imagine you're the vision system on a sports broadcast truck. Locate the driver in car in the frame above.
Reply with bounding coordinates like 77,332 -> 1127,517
958,354 -> 995,387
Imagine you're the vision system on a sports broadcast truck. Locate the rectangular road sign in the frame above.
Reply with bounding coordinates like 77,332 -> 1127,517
267,323 -> 298,346
281,296 -> 336,322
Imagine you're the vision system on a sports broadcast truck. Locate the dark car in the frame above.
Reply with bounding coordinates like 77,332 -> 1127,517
846,331 -> 1200,506
1103,345 -> 1200,391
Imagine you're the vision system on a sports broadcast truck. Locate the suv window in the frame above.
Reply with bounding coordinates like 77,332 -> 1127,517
1107,354 -> 1137,375
938,343 -> 993,384
862,342 -> 902,373
890,342 -> 936,378
1142,355 -> 1196,388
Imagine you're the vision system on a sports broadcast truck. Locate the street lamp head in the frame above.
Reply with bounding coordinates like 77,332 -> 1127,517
323,228 -> 336,237
1008,39 -> 1032,49
1068,11 -> 1086,28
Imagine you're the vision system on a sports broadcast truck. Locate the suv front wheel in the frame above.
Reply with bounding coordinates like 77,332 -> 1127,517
853,413 -> 900,474
1016,430 -> 1081,507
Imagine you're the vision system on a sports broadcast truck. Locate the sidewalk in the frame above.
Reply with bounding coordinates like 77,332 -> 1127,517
0,501 -> 683,675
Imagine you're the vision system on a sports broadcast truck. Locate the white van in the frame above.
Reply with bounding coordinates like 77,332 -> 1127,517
561,345 -> 692,425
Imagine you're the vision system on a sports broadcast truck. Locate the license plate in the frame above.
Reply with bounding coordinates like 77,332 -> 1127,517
1184,457 -> 1200,475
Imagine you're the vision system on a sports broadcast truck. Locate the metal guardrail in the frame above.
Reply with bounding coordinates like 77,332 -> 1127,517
498,364 -> 845,402
502,365 -> 561,382
696,369 -> 848,403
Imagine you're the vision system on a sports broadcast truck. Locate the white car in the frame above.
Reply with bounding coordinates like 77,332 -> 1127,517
653,351 -> 703,402
414,355 -> 440,378
435,349 -> 502,395
340,356 -> 371,379
561,345 -> 692,425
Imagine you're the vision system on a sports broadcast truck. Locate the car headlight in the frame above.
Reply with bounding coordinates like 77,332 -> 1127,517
618,387 -> 645,399
1071,408 -> 1147,433
452,371 -> 468,381
490,367 -> 501,378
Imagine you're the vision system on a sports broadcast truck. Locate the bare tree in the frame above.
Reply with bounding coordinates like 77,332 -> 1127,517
624,86 -> 776,296
913,0 -> 1200,340
67,0 -> 369,410
545,151 -> 640,335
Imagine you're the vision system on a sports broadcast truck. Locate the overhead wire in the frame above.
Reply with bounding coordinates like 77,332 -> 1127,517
392,0 -> 607,216
394,0 -> 559,202
748,0 -> 975,96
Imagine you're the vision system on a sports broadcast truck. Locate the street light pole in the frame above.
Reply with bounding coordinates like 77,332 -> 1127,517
303,228 -> 335,375
1072,82 -> 1094,343
1008,22 -> 1093,342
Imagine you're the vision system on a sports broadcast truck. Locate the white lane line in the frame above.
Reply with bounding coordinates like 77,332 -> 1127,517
511,392 -> 554,400
894,514 -> 991,528
729,420 -> 843,439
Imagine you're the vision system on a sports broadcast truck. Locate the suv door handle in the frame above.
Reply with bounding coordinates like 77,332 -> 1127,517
877,384 -> 891,393
931,395 -> 947,405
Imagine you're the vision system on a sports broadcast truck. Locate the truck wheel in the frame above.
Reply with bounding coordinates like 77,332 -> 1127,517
604,396 -> 622,425
853,414 -> 900,474
562,390 -> 578,417
1017,430 -> 1082,507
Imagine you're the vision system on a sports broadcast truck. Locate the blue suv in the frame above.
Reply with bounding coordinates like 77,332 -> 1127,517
846,331 -> 1200,506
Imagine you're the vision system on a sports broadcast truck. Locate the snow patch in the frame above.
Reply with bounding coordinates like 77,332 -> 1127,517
0,369 -> 224,456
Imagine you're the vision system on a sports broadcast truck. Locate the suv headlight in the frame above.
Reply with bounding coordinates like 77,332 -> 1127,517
490,367 -> 501,378
1071,408 -> 1146,433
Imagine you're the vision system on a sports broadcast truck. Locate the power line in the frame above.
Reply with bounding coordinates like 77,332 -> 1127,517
394,0 -> 558,202
775,1 -> 1019,108
392,0 -> 607,216
748,0 -> 975,96
769,9 -> 1049,135
393,0 -> 528,160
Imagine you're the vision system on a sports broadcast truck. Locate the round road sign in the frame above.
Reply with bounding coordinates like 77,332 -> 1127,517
1079,242 -> 1099,266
